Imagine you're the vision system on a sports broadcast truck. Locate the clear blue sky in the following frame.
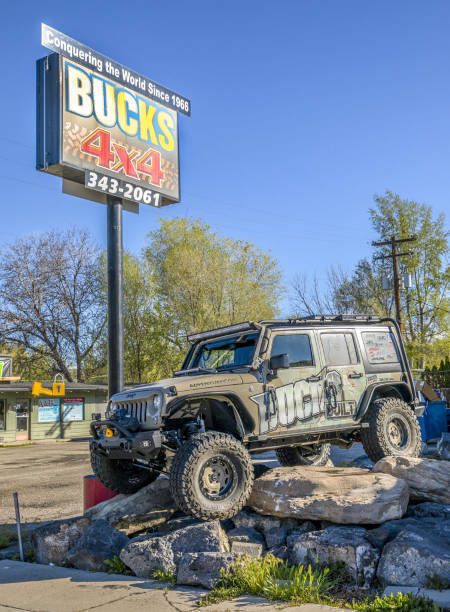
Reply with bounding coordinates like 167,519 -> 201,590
1,0 -> 449,314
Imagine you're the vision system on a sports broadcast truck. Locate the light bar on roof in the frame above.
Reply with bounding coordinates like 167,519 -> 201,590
187,322 -> 256,344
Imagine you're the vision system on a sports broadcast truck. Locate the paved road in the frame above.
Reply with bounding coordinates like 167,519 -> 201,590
0,440 -> 91,524
0,561 -> 347,611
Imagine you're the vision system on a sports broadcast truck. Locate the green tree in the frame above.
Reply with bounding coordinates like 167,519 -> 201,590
143,217 -> 284,370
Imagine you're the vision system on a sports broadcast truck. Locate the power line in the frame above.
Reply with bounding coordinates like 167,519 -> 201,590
372,235 -> 417,335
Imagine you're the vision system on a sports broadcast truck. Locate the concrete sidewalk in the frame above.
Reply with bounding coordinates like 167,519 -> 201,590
0,560 -> 347,611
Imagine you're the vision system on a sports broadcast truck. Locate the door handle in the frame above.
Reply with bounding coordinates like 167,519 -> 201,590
348,373 -> 363,379
306,375 -> 321,383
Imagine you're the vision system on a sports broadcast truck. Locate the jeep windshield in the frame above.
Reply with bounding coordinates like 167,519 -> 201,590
184,332 -> 260,373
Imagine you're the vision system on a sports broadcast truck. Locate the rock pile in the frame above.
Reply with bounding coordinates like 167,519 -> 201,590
28,455 -> 450,592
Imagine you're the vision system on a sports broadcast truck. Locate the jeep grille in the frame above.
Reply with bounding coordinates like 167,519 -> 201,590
113,401 -> 148,423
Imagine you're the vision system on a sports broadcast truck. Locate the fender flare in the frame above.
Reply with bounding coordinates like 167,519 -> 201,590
354,381 -> 414,422
165,391 -> 255,437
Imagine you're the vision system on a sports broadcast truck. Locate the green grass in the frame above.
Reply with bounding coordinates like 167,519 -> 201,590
199,555 -> 439,611
0,533 -> 17,549
151,569 -> 176,585
104,556 -> 132,575
351,592 -> 438,611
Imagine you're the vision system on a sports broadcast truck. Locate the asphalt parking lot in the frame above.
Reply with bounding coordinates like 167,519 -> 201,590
0,439 -> 364,526
0,440 -> 92,524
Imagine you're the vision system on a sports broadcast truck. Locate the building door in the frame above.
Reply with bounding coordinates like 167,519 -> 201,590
15,400 -> 30,441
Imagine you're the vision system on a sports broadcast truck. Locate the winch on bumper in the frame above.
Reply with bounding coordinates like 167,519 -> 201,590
90,418 -> 162,461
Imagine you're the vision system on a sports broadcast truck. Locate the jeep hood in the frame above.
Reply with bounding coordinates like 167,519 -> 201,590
111,372 -> 246,402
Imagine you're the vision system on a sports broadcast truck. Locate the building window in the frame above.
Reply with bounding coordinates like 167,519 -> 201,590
362,332 -> 399,364
38,398 -> 60,422
271,334 -> 314,367
0,400 -> 5,430
62,398 -> 84,422
321,333 -> 358,366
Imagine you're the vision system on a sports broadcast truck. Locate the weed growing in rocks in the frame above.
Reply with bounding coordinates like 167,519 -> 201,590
151,569 -> 176,585
199,554 -> 335,606
199,555 -> 439,611
425,573 -> 450,591
0,533 -> 17,549
104,556 -> 132,576
352,592 -> 438,611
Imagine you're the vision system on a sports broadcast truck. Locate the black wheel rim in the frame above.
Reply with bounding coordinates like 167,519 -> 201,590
386,414 -> 410,450
199,455 -> 237,500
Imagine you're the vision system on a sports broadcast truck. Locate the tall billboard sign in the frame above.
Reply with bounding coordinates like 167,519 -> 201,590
37,24 -> 190,208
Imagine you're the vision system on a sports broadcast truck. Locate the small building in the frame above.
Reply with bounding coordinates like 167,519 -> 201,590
0,381 -> 108,442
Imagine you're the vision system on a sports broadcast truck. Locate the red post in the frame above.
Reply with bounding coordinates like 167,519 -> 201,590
83,475 -> 118,511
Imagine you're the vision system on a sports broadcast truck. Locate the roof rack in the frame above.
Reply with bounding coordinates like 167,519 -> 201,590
259,314 -> 382,325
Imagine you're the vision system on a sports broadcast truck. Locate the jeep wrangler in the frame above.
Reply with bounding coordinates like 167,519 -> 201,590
90,315 -> 424,520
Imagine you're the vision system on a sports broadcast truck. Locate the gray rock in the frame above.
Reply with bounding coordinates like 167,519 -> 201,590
438,433 -> 450,460
232,508 -> 297,537
373,456 -> 450,504
66,520 -> 129,572
31,517 -> 91,565
249,466 -> 409,524
267,545 -> 288,560
120,520 -> 229,577
176,552 -> 236,588
227,527 -> 265,548
230,541 -> 263,557
377,523 -> 450,587
286,523 -> 318,557
289,526 -> 379,586
407,502 -> 450,519
85,478 -> 175,535
264,526 -> 288,548
366,518 -> 434,549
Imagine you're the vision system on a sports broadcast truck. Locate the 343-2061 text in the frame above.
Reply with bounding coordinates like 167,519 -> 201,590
85,170 -> 161,207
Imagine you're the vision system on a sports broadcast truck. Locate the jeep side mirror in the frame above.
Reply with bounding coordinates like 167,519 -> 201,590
269,353 -> 290,370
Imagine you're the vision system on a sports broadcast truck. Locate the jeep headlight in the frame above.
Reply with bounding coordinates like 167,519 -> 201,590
146,394 -> 163,421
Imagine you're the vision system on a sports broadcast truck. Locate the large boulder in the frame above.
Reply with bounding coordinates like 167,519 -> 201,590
373,456 -> 450,504
120,520 -> 229,577
84,478 -> 175,534
377,521 -> 450,586
176,552 -> 236,588
227,526 -> 266,548
31,517 -> 91,565
66,520 -> 129,572
248,466 -> 409,524
289,526 -> 379,586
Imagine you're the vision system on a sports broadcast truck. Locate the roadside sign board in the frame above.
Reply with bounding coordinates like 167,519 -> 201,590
37,24 -> 189,207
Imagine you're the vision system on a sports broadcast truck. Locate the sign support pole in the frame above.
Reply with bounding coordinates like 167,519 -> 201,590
107,196 -> 124,396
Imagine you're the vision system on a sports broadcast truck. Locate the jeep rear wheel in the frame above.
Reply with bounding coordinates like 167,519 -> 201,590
169,431 -> 254,520
276,443 -> 331,467
90,449 -> 158,494
360,397 -> 422,463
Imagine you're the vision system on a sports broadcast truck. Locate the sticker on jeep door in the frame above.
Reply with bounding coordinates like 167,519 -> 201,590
251,368 -> 356,434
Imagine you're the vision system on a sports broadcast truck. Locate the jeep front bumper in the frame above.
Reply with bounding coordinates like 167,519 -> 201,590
90,420 -> 162,461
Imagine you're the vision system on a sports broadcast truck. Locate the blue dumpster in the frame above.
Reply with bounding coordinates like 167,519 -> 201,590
418,400 -> 448,441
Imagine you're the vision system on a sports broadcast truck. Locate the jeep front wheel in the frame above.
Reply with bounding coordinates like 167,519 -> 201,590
276,443 -> 331,467
169,431 -> 254,520
360,397 -> 422,463
90,449 -> 158,494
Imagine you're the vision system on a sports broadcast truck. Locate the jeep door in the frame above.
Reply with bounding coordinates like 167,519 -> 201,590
255,330 -> 326,435
316,329 -> 367,425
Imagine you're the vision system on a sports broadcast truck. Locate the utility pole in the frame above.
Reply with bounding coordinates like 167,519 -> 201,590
372,235 -> 416,335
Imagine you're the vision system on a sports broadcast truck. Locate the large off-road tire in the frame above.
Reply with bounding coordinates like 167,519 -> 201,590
169,431 -> 254,521
360,396 -> 422,463
90,449 -> 158,494
275,443 -> 331,467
